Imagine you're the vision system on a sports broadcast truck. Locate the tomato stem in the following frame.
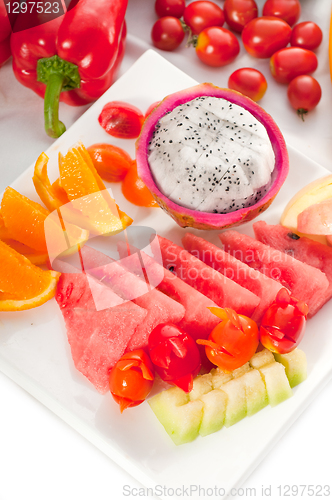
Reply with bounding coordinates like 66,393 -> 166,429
297,108 -> 308,121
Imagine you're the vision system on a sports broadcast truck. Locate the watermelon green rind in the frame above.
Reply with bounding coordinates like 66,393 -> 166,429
136,83 -> 289,230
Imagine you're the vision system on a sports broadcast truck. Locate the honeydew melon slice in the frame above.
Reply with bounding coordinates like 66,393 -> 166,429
274,349 -> 307,388
243,369 -> 268,416
148,386 -> 204,445
249,349 -> 275,369
222,377 -> 247,427
232,362 -> 251,378
199,390 -> 228,437
211,368 -> 233,389
259,362 -> 292,407
189,374 -> 213,401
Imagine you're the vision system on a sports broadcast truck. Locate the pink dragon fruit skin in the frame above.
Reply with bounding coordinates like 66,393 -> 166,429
136,83 -> 289,230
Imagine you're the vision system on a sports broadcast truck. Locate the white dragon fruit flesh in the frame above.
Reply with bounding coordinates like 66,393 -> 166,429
136,84 -> 289,230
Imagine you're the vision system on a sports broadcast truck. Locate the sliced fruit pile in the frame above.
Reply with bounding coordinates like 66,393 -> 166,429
0,142 -> 132,311
149,347 -> 307,445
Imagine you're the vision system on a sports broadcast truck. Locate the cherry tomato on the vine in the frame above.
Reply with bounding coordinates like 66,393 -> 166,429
197,308 -> 259,372
109,349 -> 155,412
228,67 -> 267,101
260,289 -> 308,354
148,323 -> 201,392
287,75 -> 322,120
183,1 -> 225,35
223,0 -> 258,33
151,16 -> 185,51
196,26 -> 240,67
155,0 -> 185,18
87,143 -> 132,182
242,16 -> 292,58
291,22 -> 323,51
262,0 -> 301,27
98,101 -> 144,139
122,160 -> 159,207
270,47 -> 318,84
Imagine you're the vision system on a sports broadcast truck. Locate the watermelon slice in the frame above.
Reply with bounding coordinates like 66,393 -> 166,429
117,241 -> 221,341
253,221 -> 332,315
182,232 -> 284,323
56,273 -> 147,393
79,246 -> 186,351
219,230 -> 329,317
151,235 -> 260,317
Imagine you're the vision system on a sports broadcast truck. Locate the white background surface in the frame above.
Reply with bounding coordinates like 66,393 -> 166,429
0,0 -> 332,499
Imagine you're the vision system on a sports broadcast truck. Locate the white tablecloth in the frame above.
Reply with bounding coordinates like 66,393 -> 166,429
0,0 -> 331,498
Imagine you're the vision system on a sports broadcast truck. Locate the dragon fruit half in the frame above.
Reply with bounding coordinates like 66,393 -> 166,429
136,83 -> 289,230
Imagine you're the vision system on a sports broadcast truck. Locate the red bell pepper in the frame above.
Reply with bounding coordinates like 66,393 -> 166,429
10,0 -> 128,138
0,1 -> 12,67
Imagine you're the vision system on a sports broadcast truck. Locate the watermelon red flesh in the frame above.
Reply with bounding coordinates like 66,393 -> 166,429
117,241 -> 221,341
151,235 -> 260,317
79,246 -> 186,351
253,221 -> 332,315
219,230 -> 329,318
182,232 -> 284,323
56,273 -> 147,393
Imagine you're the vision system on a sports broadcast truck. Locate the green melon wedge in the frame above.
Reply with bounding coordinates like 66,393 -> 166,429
199,389 -> 228,437
148,386 -> 204,446
189,374 -> 213,401
222,376 -> 247,427
274,349 -> 307,388
242,369 -> 268,416
259,362 -> 293,407
249,349 -> 275,369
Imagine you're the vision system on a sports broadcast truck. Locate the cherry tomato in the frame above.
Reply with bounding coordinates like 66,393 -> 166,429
287,75 -> 322,120
228,68 -> 267,101
183,1 -> 225,35
223,0 -> 258,33
242,16 -> 292,59
87,143 -> 132,182
145,101 -> 161,119
122,160 -> 159,207
109,349 -> 155,412
270,47 -> 318,84
155,0 -> 185,18
151,16 -> 185,51
262,0 -> 300,27
197,308 -> 259,372
98,101 -> 144,139
291,22 -> 323,51
196,26 -> 240,67
260,289 -> 308,354
148,323 -> 201,392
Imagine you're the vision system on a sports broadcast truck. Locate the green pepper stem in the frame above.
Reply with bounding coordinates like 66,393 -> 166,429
44,72 -> 66,138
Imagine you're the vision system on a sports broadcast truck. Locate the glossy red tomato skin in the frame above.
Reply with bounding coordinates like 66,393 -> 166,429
196,26 -> 240,67
260,304 -> 306,354
228,67 -> 267,101
148,324 -> 201,392
183,1 -> 225,35
98,101 -> 144,139
198,311 -> 259,372
151,17 -> 185,51
155,0 -> 185,18
287,75 -> 322,113
242,16 -> 292,59
109,350 -> 155,411
270,47 -> 318,84
223,0 -> 258,33
291,22 -> 323,51
262,0 -> 301,27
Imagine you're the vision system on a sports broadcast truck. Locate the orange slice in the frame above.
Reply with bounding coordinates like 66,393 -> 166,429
59,142 -> 132,234
32,152 -> 69,211
0,240 -> 60,311
1,187 -> 49,252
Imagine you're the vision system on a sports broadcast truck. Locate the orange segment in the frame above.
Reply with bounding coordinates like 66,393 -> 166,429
1,187 -> 49,252
0,238 -> 49,265
32,152 -> 69,211
59,142 -> 133,234
0,240 -> 60,310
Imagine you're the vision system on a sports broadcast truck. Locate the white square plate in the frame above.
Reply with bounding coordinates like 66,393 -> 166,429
1,50 -> 331,499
